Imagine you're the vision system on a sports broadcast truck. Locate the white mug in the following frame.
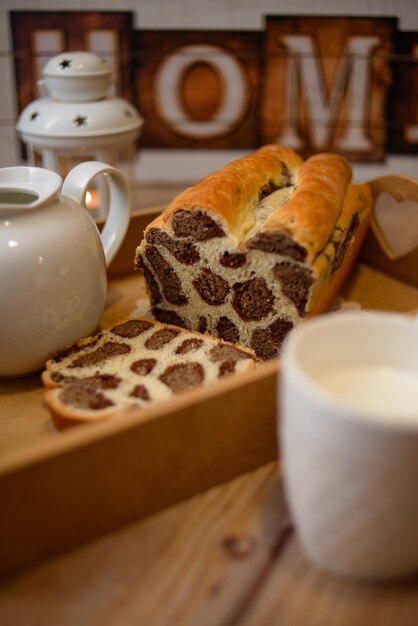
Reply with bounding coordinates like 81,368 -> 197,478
279,311 -> 418,580
0,162 -> 131,377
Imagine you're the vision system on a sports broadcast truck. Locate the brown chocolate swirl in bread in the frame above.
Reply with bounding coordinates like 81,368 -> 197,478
136,144 -> 372,358
172,210 -> 225,240
42,316 -> 257,428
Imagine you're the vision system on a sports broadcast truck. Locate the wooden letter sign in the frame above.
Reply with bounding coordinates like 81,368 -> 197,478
134,30 -> 261,148
262,16 -> 396,160
9,11 -> 417,161
389,31 -> 418,153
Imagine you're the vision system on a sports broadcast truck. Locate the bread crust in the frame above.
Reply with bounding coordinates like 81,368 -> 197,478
44,390 -> 122,428
145,144 -> 304,241
139,147 -> 359,264
307,183 -> 372,314
259,153 -> 352,263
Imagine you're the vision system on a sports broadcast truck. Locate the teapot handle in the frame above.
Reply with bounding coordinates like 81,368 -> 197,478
61,162 -> 131,266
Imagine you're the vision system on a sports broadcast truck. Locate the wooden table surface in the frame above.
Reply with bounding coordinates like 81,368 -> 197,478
1,461 -> 418,626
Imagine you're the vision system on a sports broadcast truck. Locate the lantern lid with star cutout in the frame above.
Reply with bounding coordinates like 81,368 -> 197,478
41,51 -> 113,102
43,51 -> 112,77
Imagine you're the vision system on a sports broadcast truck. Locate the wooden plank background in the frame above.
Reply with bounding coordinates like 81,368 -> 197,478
7,10 -> 418,160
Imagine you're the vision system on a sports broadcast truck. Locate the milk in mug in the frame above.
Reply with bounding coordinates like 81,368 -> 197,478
316,364 -> 418,422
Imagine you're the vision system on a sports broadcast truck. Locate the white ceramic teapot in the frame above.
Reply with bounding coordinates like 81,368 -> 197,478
0,162 -> 131,377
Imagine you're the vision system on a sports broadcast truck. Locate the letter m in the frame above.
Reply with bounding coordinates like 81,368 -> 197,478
276,34 -> 380,153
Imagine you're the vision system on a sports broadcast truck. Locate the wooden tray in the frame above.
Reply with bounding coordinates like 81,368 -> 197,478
1,208 -> 417,578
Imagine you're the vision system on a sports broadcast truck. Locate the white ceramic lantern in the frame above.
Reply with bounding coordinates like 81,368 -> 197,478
16,51 -> 143,218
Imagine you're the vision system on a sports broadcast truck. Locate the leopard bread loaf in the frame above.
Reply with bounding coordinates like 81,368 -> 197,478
42,317 -> 257,428
135,144 -> 372,359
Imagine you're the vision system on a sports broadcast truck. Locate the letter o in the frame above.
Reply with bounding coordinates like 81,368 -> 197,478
155,44 -> 248,138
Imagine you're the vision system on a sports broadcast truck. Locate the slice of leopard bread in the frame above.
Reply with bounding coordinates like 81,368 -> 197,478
42,317 -> 257,428
135,144 -> 372,359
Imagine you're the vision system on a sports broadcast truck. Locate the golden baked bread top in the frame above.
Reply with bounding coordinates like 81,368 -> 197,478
143,144 -> 370,266
256,152 -> 352,262
148,144 -> 303,242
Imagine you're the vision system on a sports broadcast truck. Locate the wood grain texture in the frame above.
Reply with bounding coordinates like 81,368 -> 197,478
240,528 -> 418,626
1,463 -> 418,626
0,464 -> 286,626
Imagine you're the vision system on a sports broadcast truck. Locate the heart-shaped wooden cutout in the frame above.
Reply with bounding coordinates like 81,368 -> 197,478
368,174 -> 418,261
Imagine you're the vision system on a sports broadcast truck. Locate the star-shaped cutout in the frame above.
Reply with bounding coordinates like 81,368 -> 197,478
30,111 -> 39,121
59,58 -> 72,70
73,115 -> 87,127
124,108 -> 133,118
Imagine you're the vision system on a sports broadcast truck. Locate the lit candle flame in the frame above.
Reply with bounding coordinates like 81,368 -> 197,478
85,189 -> 99,210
